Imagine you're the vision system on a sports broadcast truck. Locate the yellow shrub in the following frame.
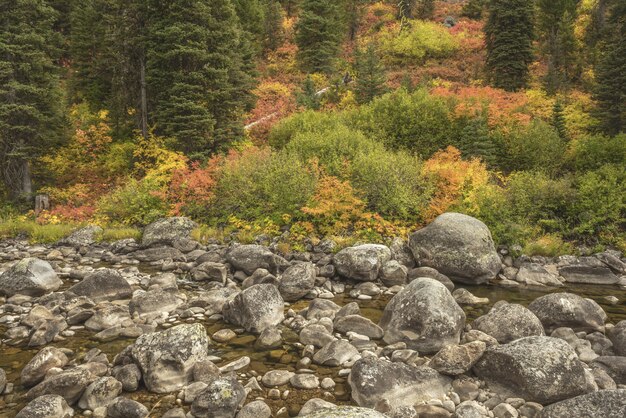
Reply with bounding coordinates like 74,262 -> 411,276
377,21 -> 459,64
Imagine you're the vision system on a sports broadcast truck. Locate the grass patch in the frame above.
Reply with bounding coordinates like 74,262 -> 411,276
522,234 -> 574,257
0,219 -> 77,244
98,227 -> 142,242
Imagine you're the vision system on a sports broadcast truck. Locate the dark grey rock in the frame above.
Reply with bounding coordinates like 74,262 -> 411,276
540,389 -> 626,418
21,347 -> 69,388
190,375 -> 245,418
226,244 -> 287,275
67,268 -> 132,302
26,368 -> 94,405
278,262 -> 316,302
15,394 -> 74,418
528,293 -> 607,333
106,397 -> 149,418
473,302 -> 545,343
142,217 -> 197,247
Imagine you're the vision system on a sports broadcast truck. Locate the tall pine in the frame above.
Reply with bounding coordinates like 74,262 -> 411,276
354,44 -> 387,104
295,0 -> 343,74
0,0 -> 65,199
594,0 -> 626,135
484,0 -> 534,91
146,0 -> 256,158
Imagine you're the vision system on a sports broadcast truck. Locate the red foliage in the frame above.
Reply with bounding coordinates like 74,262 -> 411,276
167,160 -> 220,216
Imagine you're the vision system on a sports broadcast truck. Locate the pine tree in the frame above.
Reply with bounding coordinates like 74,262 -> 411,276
297,76 -> 321,110
354,44 -> 387,104
484,0 -> 534,92
146,0 -> 256,158
461,0 -> 485,20
552,100 -> 568,140
295,0 -> 343,74
456,113 -> 497,167
263,0 -> 284,52
0,0 -> 66,199
233,0 -> 265,47
594,0 -> 626,135
415,0 -> 434,19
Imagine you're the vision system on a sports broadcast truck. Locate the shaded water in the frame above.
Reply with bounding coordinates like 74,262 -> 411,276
1,279 -> 625,417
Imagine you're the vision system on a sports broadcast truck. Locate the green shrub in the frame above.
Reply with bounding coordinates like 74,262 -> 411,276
573,164 -> 625,238
0,219 -> 77,243
96,177 -> 169,226
209,148 -> 317,222
286,125 -> 383,177
269,110 -> 344,149
348,89 -> 453,157
495,120 -> 566,174
523,234 -> 574,257
97,227 -> 142,242
378,21 -> 459,64
570,133 -> 626,171
350,149 -> 432,221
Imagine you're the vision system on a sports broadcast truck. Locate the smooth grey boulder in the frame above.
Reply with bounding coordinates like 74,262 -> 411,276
278,262 -> 316,302
333,244 -> 391,282
58,225 -> 103,247
408,266 -> 454,291
379,260 -> 408,287
558,257 -> 619,285
609,321 -> 626,356
540,389 -> 626,418
129,288 -> 183,316
191,262 -> 228,284
106,397 -> 149,418
313,340 -> 359,366
473,336 -> 589,404
222,284 -> 284,334
130,323 -> 209,393
408,213 -> 501,284
379,278 -> 465,354
334,315 -> 384,339
528,293 -> 607,333
77,376 -> 122,410
67,269 -> 132,302
189,287 -> 239,316
300,324 -> 337,348
26,368 -> 94,405
0,258 -> 62,297
15,394 -> 74,418
428,341 -> 486,375
21,347 -> 70,388
141,217 -> 197,247
515,263 -> 563,287
299,406 -> 387,418
226,244 -> 287,275
255,327 -> 282,350
190,375 -> 245,418
473,302 -> 545,343
348,356 -> 452,409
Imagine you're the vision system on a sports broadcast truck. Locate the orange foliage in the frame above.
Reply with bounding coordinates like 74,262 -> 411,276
422,146 -> 490,220
167,160 -> 220,216
247,81 -> 297,143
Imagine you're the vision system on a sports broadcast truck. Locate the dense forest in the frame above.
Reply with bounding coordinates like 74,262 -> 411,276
0,0 -> 625,255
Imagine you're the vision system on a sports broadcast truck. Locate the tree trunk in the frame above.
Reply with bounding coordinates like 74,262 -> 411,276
140,54 -> 148,139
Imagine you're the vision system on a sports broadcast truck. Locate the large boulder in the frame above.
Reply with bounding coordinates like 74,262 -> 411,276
190,375 -> 245,418
226,244 -> 287,275
473,336 -> 589,404
26,368 -> 94,405
0,258 -> 62,297
15,395 -> 74,418
278,262 -> 316,302
379,278 -> 465,354
333,244 -> 391,282
540,389 -> 626,418
58,225 -> 103,247
609,321 -> 626,356
515,263 -> 563,287
528,293 -> 607,333
558,257 -> 620,285
591,356 -> 626,385
349,356 -> 452,409
142,217 -> 197,247
129,288 -> 183,316
77,376 -> 122,410
21,347 -> 70,388
408,213 -> 501,284
130,323 -> 209,393
67,269 -> 132,302
222,284 -> 284,334
300,406 -> 387,418
473,302 -> 545,344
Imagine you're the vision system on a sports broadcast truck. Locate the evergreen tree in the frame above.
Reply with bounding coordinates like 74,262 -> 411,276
354,44 -> 387,104
233,0 -> 265,46
461,0 -> 485,20
146,0 -> 256,158
295,0 -> 343,74
0,0 -> 66,199
536,0 -> 580,93
484,0 -> 534,91
263,0 -> 284,52
552,100 -> 568,139
456,113 -> 497,167
297,76 -> 321,110
344,0 -> 364,41
594,0 -> 626,135
415,0 -> 434,19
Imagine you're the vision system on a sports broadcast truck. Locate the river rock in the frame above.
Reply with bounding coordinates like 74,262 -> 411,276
428,341 -> 486,375
106,397 -> 149,418
255,327 -> 282,350
67,268 -> 132,302
473,302 -> 545,343
300,324 -> 336,348
78,376 -> 122,410
515,263 -> 563,287
21,347 -> 70,388
0,258 -> 62,297
379,278 -> 465,354
539,389 -> 626,418
473,336 -> 589,404
591,356 -> 626,384
26,368 -> 94,405
112,364 -> 141,392
300,406 -> 387,418
15,394 -> 74,418
190,287 -> 239,316
305,298 -> 342,320
58,225 -> 103,248
390,237 -> 416,268
334,315 -> 384,339
558,257 -> 619,285
261,370 -> 294,387
237,400 -> 271,418
226,244 -> 287,275
313,340 -> 359,366
408,213 -> 501,284
222,284 -> 284,334
528,293 -> 607,333
452,288 -> 489,305
348,356 -> 452,408
132,246 -> 185,262
191,262 -> 228,284
129,288 -> 183,315
408,266 -> 455,291
278,262 -> 316,302
130,323 -> 209,393
333,244 -> 391,282
609,321 -> 626,356
84,304 -> 131,332
190,375 -> 245,418
455,401 -> 489,418
380,260 -> 408,287
142,217 -> 197,247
